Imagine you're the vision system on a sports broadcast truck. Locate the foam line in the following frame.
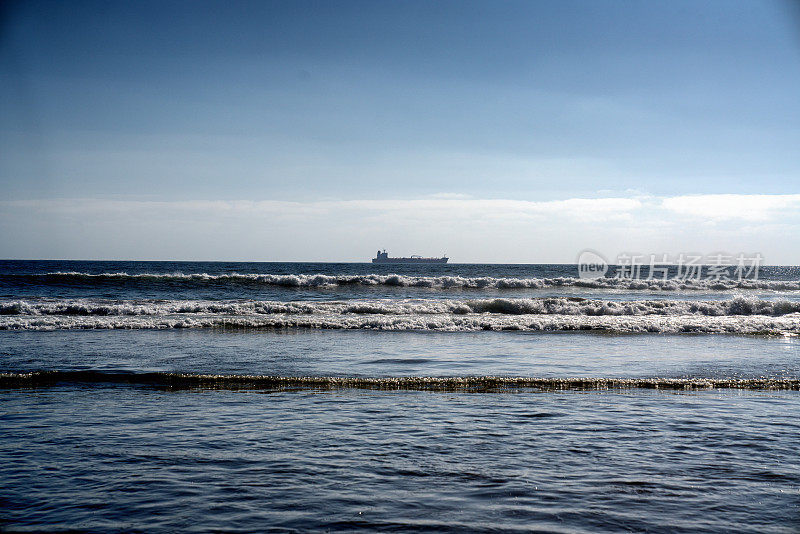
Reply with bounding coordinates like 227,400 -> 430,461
1,371 -> 798,391
3,272 -> 799,291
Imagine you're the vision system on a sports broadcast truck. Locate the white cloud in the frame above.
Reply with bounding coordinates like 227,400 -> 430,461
0,194 -> 798,262
661,194 -> 800,221
427,192 -> 473,199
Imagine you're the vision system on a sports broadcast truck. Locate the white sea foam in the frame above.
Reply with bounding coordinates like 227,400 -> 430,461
2,313 -> 799,334
2,371 -> 797,391
3,296 -> 800,317
2,297 -> 799,334
6,271 -> 800,291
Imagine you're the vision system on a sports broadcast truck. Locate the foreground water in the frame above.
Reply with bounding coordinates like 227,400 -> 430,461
1,261 -> 799,531
3,387 -> 799,532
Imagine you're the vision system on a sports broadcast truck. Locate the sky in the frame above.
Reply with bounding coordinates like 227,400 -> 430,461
1,0 -> 799,262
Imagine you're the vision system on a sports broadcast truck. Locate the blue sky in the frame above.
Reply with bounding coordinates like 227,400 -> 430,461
1,0 -> 799,261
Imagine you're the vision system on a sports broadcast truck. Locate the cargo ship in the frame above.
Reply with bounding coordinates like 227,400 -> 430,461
372,250 -> 449,264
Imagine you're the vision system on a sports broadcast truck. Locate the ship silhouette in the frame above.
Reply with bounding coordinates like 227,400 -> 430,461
372,250 -> 448,264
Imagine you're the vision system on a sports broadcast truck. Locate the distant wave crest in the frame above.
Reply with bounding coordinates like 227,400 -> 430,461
3,271 -> 800,291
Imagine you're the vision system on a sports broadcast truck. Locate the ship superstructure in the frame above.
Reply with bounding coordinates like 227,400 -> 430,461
372,250 -> 448,264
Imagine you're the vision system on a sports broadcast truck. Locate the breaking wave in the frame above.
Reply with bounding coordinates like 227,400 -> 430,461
2,297 -> 799,334
1,371 -> 798,391
2,296 -> 800,317
4,271 -> 800,291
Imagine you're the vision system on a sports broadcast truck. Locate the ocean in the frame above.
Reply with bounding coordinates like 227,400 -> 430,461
1,260 -> 799,532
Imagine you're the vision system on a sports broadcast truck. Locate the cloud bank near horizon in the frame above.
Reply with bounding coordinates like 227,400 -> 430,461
1,194 -> 798,263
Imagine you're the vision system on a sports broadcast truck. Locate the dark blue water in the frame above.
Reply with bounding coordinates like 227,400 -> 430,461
2,387 -> 799,532
1,261 -> 799,531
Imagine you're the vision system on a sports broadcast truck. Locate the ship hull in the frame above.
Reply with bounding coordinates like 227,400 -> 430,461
372,258 -> 448,264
